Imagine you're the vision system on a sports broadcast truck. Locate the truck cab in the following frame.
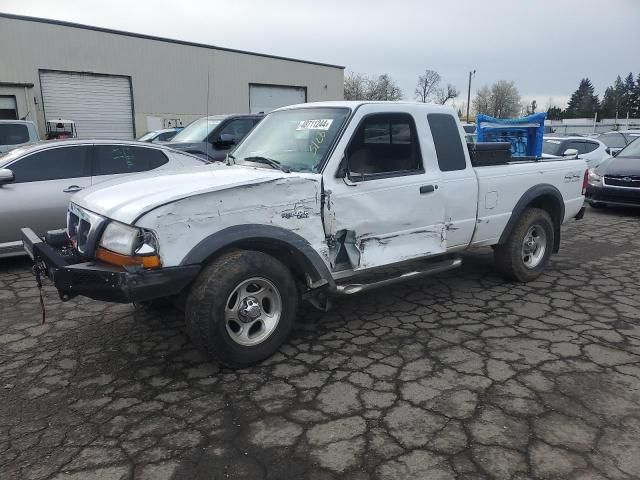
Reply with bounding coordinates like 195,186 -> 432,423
22,101 -> 587,368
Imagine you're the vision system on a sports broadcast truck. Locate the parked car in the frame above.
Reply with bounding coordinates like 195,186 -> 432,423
23,101 -> 587,368
0,140 -> 206,257
586,137 -> 640,208
0,120 -> 39,154
138,128 -> 183,143
167,114 -> 263,162
596,131 -> 639,156
542,136 -> 609,168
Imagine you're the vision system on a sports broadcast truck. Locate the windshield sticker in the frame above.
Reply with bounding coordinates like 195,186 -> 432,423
297,119 -> 333,131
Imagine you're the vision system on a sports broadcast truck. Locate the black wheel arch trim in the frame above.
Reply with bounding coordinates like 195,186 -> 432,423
180,224 -> 334,288
497,184 -> 565,253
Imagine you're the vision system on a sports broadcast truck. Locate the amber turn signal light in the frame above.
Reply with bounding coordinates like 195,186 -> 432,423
96,247 -> 161,269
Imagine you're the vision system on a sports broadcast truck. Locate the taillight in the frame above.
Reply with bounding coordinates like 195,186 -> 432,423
582,169 -> 588,195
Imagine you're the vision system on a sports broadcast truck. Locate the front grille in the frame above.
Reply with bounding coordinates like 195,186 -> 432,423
66,204 -> 105,256
603,175 -> 640,188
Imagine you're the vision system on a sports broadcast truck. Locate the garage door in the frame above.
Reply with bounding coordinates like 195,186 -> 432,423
40,71 -> 134,139
249,84 -> 306,114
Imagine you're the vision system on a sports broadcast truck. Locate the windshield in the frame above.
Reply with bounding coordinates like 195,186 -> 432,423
542,139 -> 563,156
617,136 -> 640,158
138,132 -> 156,141
231,107 -> 350,173
171,118 -> 221,143
599,133 -> 627,148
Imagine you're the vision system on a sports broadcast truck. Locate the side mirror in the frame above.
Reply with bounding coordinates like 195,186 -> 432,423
563,148 -> 579,158
0,168 -> 15,186
612,150 -> 619,157
216,133 -> 236,146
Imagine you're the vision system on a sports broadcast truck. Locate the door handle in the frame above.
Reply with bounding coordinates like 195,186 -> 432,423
63,185 -> 83,193
420,185 -> 435,194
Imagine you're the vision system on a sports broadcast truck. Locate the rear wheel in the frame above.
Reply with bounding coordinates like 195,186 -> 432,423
494,208 -> 554,282
185,250 -> 298,368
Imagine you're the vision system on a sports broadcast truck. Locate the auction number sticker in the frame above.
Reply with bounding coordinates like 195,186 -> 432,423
297,119 -> 333,130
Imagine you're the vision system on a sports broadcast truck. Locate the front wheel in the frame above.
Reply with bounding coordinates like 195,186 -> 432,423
185,250 -> 298,368
494,208 -> 554,282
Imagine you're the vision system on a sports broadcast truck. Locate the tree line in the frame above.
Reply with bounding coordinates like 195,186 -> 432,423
548,73 -> 640,120
344,69 -> 523,119
344,69 -> 459,104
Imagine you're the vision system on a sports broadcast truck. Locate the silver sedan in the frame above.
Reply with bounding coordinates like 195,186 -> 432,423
0,139 -> 207,258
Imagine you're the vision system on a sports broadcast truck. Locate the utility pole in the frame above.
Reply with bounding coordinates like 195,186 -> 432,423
466,69 -> 476,122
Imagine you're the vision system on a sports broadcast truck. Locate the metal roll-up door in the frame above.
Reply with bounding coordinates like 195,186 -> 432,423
249,84 -> 306,114
40,71 -> 134,139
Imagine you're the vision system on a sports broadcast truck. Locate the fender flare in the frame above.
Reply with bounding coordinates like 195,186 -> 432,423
497,184 -> 565,253
180,224 -> 334,288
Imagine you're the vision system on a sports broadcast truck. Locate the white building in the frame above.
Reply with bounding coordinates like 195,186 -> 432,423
0,13 -> 344,139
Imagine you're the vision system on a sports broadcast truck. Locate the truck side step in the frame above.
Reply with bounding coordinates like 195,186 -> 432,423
333,255 -> 462,295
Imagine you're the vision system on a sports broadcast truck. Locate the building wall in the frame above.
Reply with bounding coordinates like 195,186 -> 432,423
0,15 -> 344,137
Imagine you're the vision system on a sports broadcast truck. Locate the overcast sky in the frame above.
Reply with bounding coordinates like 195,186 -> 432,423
2,0 -> 639,110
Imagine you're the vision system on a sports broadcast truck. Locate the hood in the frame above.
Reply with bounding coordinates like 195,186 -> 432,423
597,156 -> 640,175
72,164 -> 310,224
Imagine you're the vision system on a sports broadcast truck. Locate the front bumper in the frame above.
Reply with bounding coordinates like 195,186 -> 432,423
586,184 -> 640,208
21,228 -> 200,303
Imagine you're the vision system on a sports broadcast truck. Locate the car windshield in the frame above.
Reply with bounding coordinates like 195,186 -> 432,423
542,139 -> 563,156
599,133 -> 627,148
231,107 -> 350,173
172,118 -> 222,143
617,136 -> 640,158
138,132 -> 156,141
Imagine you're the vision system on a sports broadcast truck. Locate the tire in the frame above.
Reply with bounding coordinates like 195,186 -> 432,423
185,250 -> 298,368
589,201 -> 605,209
494,208 -> 554,282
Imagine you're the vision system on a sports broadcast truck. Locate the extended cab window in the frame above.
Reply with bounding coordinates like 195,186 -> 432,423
427,113 -> 467,172
9,146 -> 90,183
93,145 -> 168,175
347,113 -> 422,177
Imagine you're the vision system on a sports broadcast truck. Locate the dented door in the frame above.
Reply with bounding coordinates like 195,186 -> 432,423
322,110 -> 446,272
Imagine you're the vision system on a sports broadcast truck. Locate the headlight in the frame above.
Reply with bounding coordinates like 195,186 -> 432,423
99,221 -> 140,255
98,221 -> 161,268
588,169 -> 601,186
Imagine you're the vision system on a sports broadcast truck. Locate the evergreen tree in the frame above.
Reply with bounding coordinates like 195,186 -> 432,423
633,73 -> 640,118
565,78 -> 600,118
613,75 -> 626,117
620,72 -> 636,117
600,86 -> 617,118
547,106 -> 563,120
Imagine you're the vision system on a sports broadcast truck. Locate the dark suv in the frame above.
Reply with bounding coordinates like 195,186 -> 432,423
167,114 -> 263,162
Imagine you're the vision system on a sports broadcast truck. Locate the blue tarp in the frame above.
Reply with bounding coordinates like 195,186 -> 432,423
476,112 -> 547,157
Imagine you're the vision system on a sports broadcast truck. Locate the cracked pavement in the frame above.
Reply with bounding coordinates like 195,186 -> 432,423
2,206 -> 640,480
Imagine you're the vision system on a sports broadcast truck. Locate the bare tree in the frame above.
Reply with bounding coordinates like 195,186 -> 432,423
472,81 -> 522,118
415,69 -> 441,102
472,85 -> 492,115
368,74 -> 403,101
435,84 -> 459,105
344,71 -> 403,101
344,71 -> 367,100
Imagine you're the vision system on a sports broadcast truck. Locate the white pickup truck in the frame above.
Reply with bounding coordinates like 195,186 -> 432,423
22,101 -> 587,367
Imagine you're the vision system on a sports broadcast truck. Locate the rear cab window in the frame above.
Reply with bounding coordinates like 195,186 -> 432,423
427,113 -> 467,172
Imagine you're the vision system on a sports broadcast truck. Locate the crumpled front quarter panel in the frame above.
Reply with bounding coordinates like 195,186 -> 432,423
135,174 -> 328,267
